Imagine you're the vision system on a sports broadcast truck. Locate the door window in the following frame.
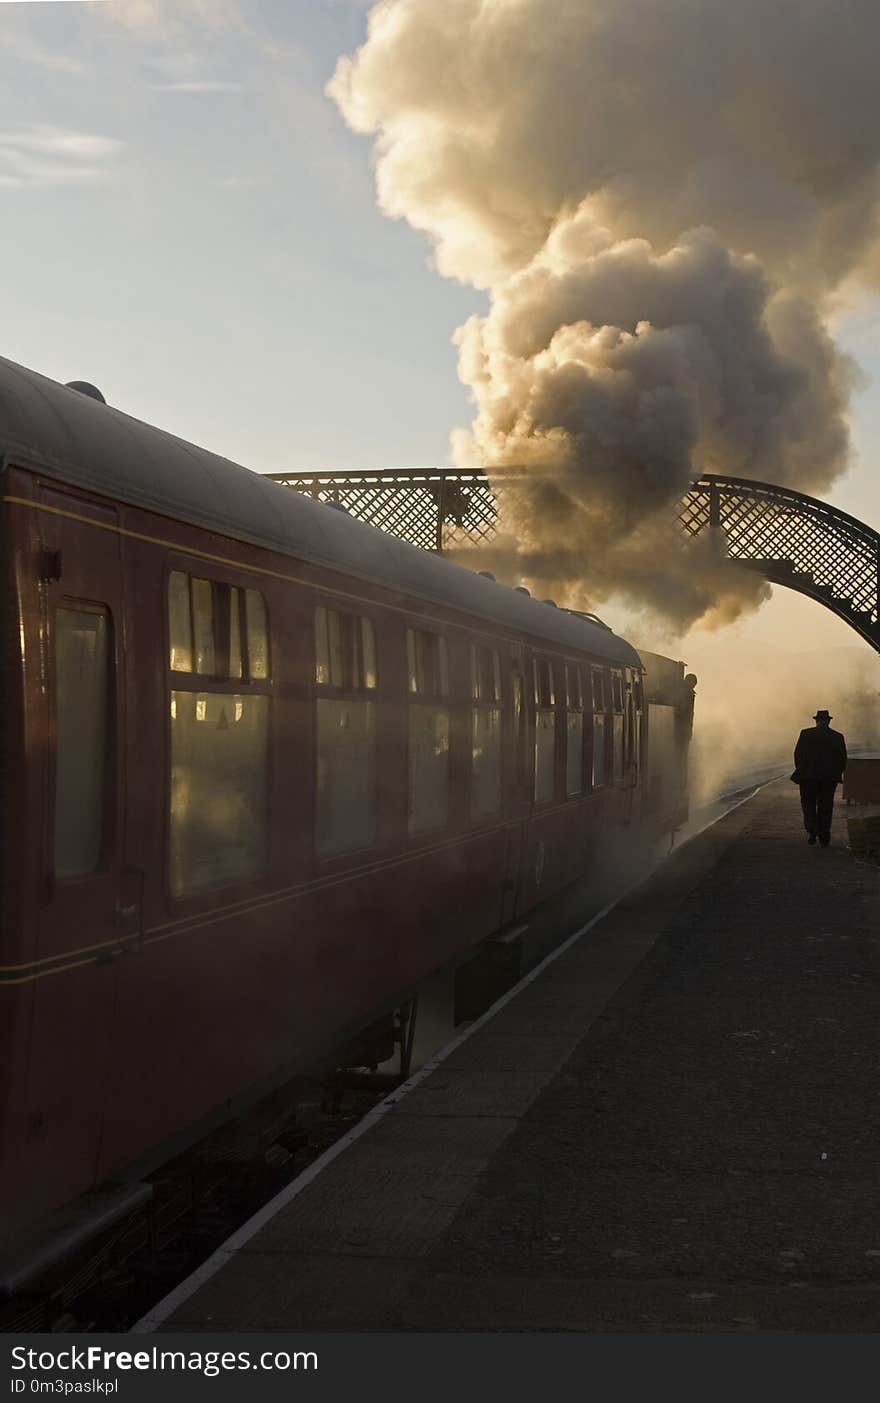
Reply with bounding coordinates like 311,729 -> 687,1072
54,607 -> 111,878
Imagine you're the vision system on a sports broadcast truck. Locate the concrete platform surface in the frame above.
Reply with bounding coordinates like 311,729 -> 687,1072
153,782 -> 880,1333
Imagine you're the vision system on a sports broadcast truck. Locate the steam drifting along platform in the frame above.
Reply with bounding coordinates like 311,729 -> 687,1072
141,782 -> 880,1333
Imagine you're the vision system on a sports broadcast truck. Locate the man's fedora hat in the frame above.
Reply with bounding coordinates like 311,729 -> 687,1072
813,709 -> 832,721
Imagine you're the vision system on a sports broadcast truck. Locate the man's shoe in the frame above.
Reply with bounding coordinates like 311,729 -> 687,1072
807,834 -> 817,845
820,837 -> 830,847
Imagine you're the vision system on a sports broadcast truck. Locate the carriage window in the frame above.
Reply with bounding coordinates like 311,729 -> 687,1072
470,644 -> 501,702
407,628 -> 448,697
534,657 -> 556,803
592,669 -> 606,712
512,662 -> 528,794
246,590 -> 269,679
315,606 -> 378,855
229,587 -> 243,679
170,691 -> 268,894
168,572 -> 269,681
471,643 -> 502,819
315,606 -> 377,690
168,573 -> 271,895
566,662 -> 584,797
362,617 -> 377,689
534,657 -> 555,709
592,667 -> 608,789
407,627 -> 449,834
328,608 -> 343,685
168,571 -> 193,672
315,605 -> 330,684
54,607 -> 111,879
192,577 -> 216,675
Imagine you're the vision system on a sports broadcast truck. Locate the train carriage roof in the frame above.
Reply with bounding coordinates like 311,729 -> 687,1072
0,354 -> 640,667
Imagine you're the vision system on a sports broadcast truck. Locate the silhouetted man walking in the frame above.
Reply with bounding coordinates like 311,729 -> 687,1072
794,710 -> 847,848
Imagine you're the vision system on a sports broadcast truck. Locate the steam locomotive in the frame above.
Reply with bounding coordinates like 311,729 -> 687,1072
0,355 -> 694,1287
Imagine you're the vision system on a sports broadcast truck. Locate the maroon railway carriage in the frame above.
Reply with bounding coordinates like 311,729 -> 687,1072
0,355 -> 690,1274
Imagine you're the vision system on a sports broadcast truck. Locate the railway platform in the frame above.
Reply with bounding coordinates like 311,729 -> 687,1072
140,780 -> 880,1333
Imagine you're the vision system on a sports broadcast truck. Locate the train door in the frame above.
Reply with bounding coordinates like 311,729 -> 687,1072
632,671 -> 644,783
624,669 -> 639,786
25,485 -> 129,1209
611,670 -> 625,786
500,644 -> 532,925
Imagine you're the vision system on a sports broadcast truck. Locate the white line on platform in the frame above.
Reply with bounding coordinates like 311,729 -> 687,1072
131,779 -> 768,1333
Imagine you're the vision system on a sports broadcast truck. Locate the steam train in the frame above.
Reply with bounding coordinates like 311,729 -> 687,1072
0,355 -> 694,1287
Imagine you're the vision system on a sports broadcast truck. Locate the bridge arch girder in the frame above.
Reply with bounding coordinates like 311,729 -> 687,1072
680,474 -> 880,654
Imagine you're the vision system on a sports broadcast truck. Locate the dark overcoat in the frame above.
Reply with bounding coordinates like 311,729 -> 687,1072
794,726 -> 847,783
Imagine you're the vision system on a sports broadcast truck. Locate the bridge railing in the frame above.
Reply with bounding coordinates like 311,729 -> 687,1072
266,467 -> 879,652
265,468 -> 496,553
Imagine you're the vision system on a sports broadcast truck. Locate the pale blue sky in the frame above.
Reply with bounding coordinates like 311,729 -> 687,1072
0,0 -> 483,470
1,0 -> 877,656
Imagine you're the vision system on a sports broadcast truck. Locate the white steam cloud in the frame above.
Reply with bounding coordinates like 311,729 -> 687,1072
330,0 -> 878,629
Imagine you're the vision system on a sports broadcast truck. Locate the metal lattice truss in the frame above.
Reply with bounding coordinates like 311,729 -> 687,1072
265,468 -> 497,554
268,467 -> 879,653
680,475 -> 880,652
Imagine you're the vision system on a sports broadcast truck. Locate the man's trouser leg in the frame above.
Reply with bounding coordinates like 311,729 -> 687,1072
816,780 -> 837,843
800,781 -> 818,835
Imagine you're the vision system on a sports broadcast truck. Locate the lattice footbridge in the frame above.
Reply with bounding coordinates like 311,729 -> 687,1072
266,468 -> 880,653
681,475 -> 879,653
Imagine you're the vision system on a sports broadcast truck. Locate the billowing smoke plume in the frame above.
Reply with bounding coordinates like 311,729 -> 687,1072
330,0 -> 878,628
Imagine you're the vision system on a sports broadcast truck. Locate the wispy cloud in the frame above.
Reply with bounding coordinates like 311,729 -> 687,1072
149,79 -> 242,93
0,123 -> 123,186
146,47 -> 242,94
98,0 -> 310,111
